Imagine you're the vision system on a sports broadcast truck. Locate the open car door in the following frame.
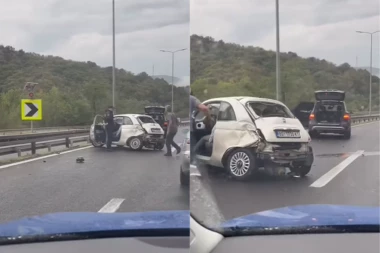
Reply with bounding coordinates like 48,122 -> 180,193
293,102 -> 315,127
89,114 -> 105,147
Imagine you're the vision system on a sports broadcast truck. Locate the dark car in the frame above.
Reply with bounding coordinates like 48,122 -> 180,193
307,90 -> 351,139
144,106 -> 168,137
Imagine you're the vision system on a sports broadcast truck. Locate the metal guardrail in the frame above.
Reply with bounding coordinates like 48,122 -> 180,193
0,136 -> 89,157
351,114 -> 380,124
0,130 -> 89,144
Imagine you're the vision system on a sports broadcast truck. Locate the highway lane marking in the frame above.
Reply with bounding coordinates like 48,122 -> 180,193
190,164 -> 202,177
98,198 -> 125,213
0,146 -> 93,170
310,150 -> 364,188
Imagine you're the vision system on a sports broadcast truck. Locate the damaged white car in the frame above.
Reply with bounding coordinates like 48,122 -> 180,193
90,114 -> 165,150
192,96 -> 314,180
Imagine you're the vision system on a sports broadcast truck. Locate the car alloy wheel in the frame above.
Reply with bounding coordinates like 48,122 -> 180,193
230,152 -> 250,176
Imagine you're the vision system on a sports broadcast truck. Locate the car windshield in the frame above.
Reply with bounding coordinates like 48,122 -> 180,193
190,0 -> 380,239
137,116 -> 155,124
0,0 -> 190,245
247,101 -> 294,118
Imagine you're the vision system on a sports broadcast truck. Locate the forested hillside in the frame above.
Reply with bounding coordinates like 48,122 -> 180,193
191,35 -> 379,112
0,45 -> 188,129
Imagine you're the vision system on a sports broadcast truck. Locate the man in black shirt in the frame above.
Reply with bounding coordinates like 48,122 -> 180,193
104,106 -> 114,151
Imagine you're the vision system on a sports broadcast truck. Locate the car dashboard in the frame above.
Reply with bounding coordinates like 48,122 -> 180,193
190,217 -> 379,253
0,236 -> 189,253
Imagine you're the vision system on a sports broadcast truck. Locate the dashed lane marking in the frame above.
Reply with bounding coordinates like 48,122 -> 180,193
98,198 -> 125,213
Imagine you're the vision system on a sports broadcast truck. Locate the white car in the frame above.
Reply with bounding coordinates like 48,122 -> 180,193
89,114 -> 165,150
192,96 -> 314,180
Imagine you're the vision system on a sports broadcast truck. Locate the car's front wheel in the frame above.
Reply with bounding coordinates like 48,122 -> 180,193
156,142 -> 165,150
180,167 -> 189,186
226,148 -> 257,181
90,136 -> 104,148
128,137 -> 143,150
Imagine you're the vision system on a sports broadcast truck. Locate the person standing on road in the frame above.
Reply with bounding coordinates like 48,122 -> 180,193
190,90 -> 209,164
104,106 -> 114,151
164,105 -> 181,156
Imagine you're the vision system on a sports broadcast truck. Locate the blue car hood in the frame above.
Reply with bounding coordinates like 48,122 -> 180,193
222,205 -> 380,229
0,210 -> 189,237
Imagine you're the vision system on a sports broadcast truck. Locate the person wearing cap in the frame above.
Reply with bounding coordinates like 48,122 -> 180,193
104,106 -> 114,151
164,105 -> 181,156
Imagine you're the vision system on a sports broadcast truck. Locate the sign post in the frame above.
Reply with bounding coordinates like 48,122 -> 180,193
22,82 -> 42,131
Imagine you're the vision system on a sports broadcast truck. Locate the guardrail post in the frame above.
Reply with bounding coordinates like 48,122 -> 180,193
47,144 -> 51,152
65,137 -> 69,148
70,139 -> 73,147
86,136 -> 90,143
16,148 -> 21,157
31,142 -> 36,155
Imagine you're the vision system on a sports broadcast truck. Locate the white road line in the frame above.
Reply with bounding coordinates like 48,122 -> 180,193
190,164 -> 202,177
0,145 -> 93,170
310,150 -> 364,188
98,198 -> 125,213
363,151 -> 380,156
0,153 -> 58,170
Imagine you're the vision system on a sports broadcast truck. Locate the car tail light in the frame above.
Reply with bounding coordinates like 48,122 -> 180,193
164,122 -> 168,126
343,114 -> 350,120
309,113 -> 315,120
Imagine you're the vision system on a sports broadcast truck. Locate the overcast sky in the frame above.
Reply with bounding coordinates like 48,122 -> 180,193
0,0 -> 190,85
191,0 -> 379,69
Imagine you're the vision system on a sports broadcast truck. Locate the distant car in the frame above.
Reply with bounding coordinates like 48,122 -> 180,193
307,90 -> 351,139
192,96 -> 314,180
180,130 -> 190,186
89,114 -> 165,150
144,106 -> 168,138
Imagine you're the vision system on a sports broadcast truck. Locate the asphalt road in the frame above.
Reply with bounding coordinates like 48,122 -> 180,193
192,122 -> 380,221
0,127 -> 189,223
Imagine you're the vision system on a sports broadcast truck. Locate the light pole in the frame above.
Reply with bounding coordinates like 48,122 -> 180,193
112,0 -> 116,110
160,48 -> 187,112
356,30 -> 379,115
275,0 -> 281,101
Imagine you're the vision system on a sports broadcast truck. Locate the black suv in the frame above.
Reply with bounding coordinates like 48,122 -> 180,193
144,106 -> 168,137
305,90 -> 351,139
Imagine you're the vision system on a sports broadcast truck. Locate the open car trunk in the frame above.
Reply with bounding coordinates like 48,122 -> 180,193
314,101 -> 345,124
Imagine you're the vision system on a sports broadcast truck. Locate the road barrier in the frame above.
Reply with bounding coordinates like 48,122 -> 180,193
351,114 -> 380,124
0,136 -> 89,157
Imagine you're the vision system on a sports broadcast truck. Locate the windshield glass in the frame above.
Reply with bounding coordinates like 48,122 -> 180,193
247,101 -> 294,118
190,0 -> 380,238
0,0 -> 190,244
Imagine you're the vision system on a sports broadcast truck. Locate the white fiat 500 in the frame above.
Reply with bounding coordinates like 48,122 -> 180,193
90,114 -> 165,150
192,96 -> 314,180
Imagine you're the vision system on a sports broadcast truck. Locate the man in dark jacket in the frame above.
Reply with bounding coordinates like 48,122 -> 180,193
104,106 -> 114,151
164,105 -> 181,156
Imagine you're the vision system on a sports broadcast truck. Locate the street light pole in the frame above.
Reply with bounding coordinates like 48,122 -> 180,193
112,0 -> 116,109
275,0 -> 281,101
356,30 -> 379,115
160,48 -> 187,113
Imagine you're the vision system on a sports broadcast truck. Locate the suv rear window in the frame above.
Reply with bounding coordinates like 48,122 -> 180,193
315,101 -> 345,112
247,102 -> 294,118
